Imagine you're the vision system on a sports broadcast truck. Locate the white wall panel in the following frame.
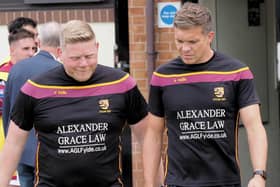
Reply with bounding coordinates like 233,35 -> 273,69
0,22 -> 115,67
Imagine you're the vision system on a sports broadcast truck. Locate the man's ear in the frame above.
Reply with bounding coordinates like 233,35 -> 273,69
37,39 -> 41,49
207,31 -> 215,43
9,44 -> 15,56
56,47 -> 63,63
57,47 -> 62,57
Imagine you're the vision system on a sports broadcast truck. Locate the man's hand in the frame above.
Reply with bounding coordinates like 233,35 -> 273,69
248,175 -> 266,187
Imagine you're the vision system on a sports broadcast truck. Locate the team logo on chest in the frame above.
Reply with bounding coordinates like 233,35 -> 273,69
99,99 -> 111,113
213,87 -> 226,101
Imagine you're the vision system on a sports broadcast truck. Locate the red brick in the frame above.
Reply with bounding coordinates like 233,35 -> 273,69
158,31 -> 175,42
38,11 -> 45,23
69,10 -> 76,20
14,12 -> 21,20
0,12 -> 6,24
22,11 -> 29,19
53,10 -> 61,23
129,8 -> 145,16
100,9 -> 107,22
45,11 -> 53,22
132,34 -> 146,43
130,61 -> 146,69
131,0 -> 145,7
131,17 -> 145,25
130,43 -> 146,51
130,52 -> 146,62
108,8 -> 114,22
92,10 -> 99,22
156,43 -> 171,51
76,10 -> 84,21
133,70 -> 147,79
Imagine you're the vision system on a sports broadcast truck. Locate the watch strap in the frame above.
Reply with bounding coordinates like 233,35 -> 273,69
253,170 -> 267,180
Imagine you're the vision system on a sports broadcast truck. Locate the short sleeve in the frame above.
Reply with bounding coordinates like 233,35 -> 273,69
10,91 -> 35,131
237,70 -> 260,109
148,72 -> 165,117
125,86 -> 148,125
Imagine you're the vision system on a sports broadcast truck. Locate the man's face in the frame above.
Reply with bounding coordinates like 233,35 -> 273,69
23,25 -> 39,48
10,37 -> 36,64
174,26 -> 214,65
60,39 -> 99,82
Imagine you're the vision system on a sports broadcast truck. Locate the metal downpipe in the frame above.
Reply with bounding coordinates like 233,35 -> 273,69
146,0 -> 157,82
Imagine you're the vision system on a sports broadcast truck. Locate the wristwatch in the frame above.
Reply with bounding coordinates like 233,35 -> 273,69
253,170 -> 267,180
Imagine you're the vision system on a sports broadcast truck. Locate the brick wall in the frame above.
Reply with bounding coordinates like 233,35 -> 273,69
128,2 -> 146,186
128,0 -> 179,186
0,8 -> 113,25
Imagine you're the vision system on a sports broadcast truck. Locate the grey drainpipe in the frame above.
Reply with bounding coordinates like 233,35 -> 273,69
146,0 -> 157,82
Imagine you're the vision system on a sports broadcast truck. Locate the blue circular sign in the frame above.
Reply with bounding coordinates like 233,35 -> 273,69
160,5 -> 177,25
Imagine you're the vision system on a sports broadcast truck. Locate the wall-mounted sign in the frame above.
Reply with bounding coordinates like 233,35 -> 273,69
158,2 -> 181,28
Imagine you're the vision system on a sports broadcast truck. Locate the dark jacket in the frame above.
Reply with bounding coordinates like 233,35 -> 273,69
3,50 -> 61,166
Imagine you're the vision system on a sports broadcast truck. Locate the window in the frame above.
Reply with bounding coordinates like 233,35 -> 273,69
181,0 -> 198,4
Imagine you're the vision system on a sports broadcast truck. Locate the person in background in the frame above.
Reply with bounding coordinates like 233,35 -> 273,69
143,2 -> 267,187
0,17 -> 38,152
0,28 -> 36,187
0,20 -> 148,187
1,17 -> 38,64
7,17 -> 39,48
0,29 -> 36,149
3,21 -> 61,187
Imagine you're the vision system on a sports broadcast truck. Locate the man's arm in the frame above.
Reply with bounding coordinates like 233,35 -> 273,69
142,113 -> 165,187
3,76 -> 11,135
130,114 -> 148,144
240,104 -> 267,187
0,120 -> 29,187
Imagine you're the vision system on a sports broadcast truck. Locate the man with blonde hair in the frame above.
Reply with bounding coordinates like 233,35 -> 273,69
0,20 -> 148,187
